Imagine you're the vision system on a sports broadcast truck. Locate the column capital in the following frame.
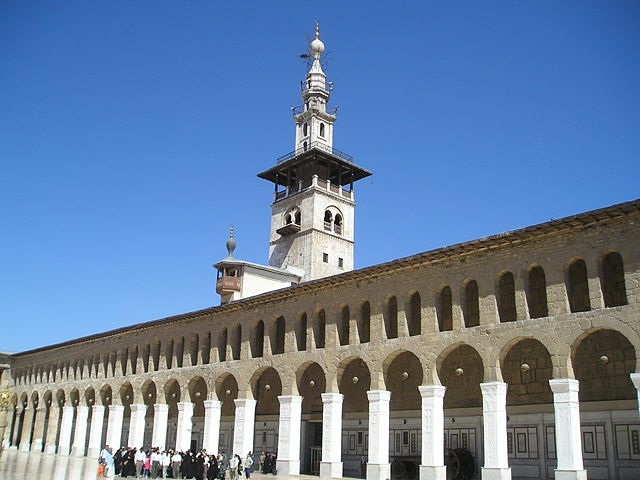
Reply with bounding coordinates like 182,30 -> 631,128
418,385 -> 446,398
321,392 -> 343,404
154,402 -> 169,412
278,395 -> 303,405
129,403 -> 147,413
233,398 -> 256,408
630,372 -> 640,389
177,401 -> 194,411
549,378 -> 580,394
203,399 -> 221,408
366,390 -> 391,402
480,381 -> 508,393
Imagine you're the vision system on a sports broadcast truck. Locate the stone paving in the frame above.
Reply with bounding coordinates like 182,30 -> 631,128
0,450 -> 311,480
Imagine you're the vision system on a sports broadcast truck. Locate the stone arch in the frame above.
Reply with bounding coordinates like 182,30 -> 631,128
599,250 -> 628,307
219,328 -> 228,362
436,344 -> 484,408
83,386 -> 96,407
566,257 -> 590,313
572,328 -> 636,402
188,376 -> 208,418
55,388 -> 66,408
337,357 -> 371,413
383,350 -> 423,411
189,333 -> 200,367
141,379 -> 158,406
500,338 -> 553,405
163,379 -> 181,418
250,367 -> 282,415
69,388 -> 81,408
43,390 -> 53,409
436,284 -> 453,332
405,290 -> 422,336
99,384 -> 113,407
295,361 -> 327,415
214,373 -> 238,417
384,294 -> 399,339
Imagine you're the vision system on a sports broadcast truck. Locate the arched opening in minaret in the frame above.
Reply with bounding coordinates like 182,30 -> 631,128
324,211 -> 333,231
303,141 -> 308,151
319,122 -> 325,137
303,123 -> 308,136
334,214 -> 342,234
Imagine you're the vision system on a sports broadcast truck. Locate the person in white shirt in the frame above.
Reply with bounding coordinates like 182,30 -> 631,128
161,450 -> 172,478
171,451 -> 183,479
135,448 -> 146,478
229,454 -> 239,480
151,448 -> 162,478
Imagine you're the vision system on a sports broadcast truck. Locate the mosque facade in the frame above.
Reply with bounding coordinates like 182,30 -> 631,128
1,27 -> 640,480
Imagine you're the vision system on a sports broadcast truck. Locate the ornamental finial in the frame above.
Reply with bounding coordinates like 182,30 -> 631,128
315,20 -> 320,39
225,225 -> 236,258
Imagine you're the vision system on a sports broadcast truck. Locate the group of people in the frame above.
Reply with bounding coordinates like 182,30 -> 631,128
98,445 -> 257,480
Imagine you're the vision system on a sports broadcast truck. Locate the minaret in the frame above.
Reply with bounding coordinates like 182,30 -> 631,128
258,24 -> 372,282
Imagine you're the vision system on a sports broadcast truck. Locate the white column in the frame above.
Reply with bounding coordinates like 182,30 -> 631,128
30,407 -> 47,452
480,382 -> 511,480
18,407 -> 34,452
277,395 -> 303,475
128,404 -> 147,449
203,400 -> 221,455
72,405 -> 89,456
367,390 -> 391,480
106,405 -> 124,450
44,406 -> 61,454
175,402 -> 194,452
87,405 -> 105,458
549,379 -> 587,480
320,393 -> 343,479
152,403 -> 169,450
57,406 -> 75,455
233,399 -> 256,457
418,385 -> 446,480
630,373 -> 640,419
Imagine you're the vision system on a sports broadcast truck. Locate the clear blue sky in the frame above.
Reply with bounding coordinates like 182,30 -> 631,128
1,1 -> 639,353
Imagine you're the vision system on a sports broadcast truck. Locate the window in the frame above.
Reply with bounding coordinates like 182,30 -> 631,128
319,122 -> 325,137
437,286 -> 453,331
384,296 -> 398,339
567,259 -> 590,313
601,252 -> 627,307
324,211 -> 332,231
498,272 -> 517,322
334,214 -> 342,234
407,292 -> 421,336
303,141 -> 308,150
527,266 -> 548,318
323,253 -> 328,263
338,257 -> 344,268
303,123 -> 308,136
463,280 -> 480,327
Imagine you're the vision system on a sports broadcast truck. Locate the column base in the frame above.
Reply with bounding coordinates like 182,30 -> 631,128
87,447 -> 101,458
554,469 -> 588,480
18,443 -> 31,452
420,465 -> 446,480
276,459 -> 300,476
481,467 -> 511,480
58,445 -> 70,455
72,446 -> 85,456
45,444 -> 57,454
367,463 -> 390,480
320,461 -> 343,479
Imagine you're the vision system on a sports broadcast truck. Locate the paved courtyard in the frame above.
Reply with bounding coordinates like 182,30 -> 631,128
0,450 -> 310,480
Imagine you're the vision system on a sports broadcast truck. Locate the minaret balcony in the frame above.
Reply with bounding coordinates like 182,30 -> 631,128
276,223 -> 301,236
216,276 -> 240,295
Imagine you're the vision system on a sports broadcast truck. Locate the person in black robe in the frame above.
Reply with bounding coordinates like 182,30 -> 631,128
195,453 -> 205,480
182,450 -> 195,479
263,453 -> 272,474
114,447 -> 124,476
121,448 -> 136,477
207,456 -> 219,480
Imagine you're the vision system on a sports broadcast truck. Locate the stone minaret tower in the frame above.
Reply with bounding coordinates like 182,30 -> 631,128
258,24 -> 371,282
